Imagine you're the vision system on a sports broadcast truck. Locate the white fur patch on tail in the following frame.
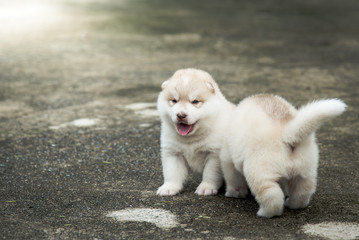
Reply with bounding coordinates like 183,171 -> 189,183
284,99 -> 346,144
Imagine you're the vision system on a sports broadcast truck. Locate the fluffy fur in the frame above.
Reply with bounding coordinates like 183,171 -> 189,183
157,68 -> 234,196
220,94 -> 346,218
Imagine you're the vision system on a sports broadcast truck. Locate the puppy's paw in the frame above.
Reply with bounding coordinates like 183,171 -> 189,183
284,196 -> 310,209
157,183 -> 182,196
225,187 -> 248,198
195,182 -> 218,196
257,204 -> 284,218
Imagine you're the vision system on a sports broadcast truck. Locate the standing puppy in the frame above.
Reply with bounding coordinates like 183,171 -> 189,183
220,94 -> 346,218
157,68 -> 234,196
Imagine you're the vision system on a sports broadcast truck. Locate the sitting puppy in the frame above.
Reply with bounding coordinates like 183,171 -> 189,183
220,94 -> 346,218
156,68 -> 234,196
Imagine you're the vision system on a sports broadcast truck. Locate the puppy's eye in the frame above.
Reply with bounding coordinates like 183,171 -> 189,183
171,99 -> 178,104
192,100 -> 200,104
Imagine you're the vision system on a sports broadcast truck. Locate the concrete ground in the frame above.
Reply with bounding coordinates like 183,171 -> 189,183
0,0 -> 358,239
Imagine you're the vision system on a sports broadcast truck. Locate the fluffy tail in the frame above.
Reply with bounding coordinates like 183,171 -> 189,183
283,99 -> 347,145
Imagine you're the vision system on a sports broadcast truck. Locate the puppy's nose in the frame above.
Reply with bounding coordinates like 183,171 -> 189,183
177,112 -> 188,120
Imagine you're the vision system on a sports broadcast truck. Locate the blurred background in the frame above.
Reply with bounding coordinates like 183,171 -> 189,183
1,0 -> 358,112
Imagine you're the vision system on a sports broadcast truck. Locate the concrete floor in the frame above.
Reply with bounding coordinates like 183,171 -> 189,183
0,0 -> 358,239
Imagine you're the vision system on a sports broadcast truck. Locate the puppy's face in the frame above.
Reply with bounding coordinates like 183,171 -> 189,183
158,69 -> 218,137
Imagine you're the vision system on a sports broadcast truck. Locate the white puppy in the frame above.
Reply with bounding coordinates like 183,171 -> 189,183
157,68 -> 235,196
220,94 -> 346,218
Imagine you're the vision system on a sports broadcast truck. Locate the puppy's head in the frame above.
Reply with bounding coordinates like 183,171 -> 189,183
158,68 -> 221,137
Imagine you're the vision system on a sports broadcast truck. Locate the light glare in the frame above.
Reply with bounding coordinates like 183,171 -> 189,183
0,2 -> 61,33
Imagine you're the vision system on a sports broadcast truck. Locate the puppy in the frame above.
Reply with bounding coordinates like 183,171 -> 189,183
156,68 -> 235,196
220,94 -> 346,218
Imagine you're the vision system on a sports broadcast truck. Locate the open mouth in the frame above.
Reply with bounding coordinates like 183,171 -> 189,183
177,123 -> 195,136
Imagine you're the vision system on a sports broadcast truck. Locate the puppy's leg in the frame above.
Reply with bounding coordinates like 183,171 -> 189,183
250,179 -> 285,218
157,154 -> 188,196
285,176 -> 316,209
221,160 -> 248,198
245,161 -> 284,218
195,154 -> 222,196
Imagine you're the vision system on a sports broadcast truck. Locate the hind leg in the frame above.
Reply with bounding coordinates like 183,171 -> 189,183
244,163 -> 285,218
285,176 -> 316,209
253,180 -> 285,218
221,160 -> 248,198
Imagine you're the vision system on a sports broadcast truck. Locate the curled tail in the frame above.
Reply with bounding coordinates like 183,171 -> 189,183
283,99 -> 347,145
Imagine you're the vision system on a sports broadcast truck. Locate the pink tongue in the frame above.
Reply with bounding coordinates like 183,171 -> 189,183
177,123 -> 192,136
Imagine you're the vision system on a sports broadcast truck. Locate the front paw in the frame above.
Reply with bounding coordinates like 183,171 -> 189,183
157,183 -> 182,196
225,186 -> 248,198
195,182 -> 218,196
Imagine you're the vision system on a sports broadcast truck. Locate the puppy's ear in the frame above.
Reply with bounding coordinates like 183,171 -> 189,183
206,82 -> 215,93
161,80 -> 169,90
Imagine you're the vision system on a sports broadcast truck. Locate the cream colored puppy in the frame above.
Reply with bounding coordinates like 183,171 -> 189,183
220,94 -> 346,218
157,68 -> 234,196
